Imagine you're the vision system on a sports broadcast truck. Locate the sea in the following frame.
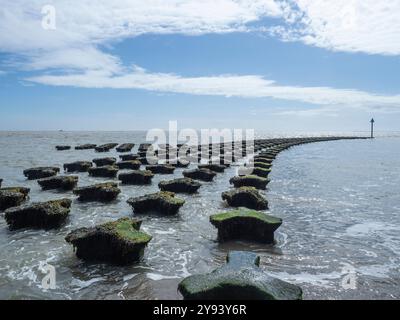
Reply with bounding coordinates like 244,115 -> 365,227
0,130 -> 399,299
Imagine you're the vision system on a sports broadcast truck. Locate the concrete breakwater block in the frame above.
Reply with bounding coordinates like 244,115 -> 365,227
258,152 -> 278,159
73,182 -> 120,202
55,145 -> 71,151
210,208 -> 280,243
116,143 -> 135,153
88,165 -> 119,178
116,160 -> 141,170
252,162 -> 272,169
250,167 -> 272,178
127,191 -> 184,215
95,143 -> 118,152
64,161 -> 93,172
4,198 -> 71,230
93,157 -> 117,167
229,175 -> 269,190
158,178 -> 201,194
65,217 -> 152,265
38,175 -> 78,191
222,187 -> 268,210
75,144 -> 96,150
118,170 -> 154,185
178,251 -> 302,300
183,168 -> 216,182
0,187 -> 30,211
253,156 -> 274,164
138,143 -> 152,152
119,154 -> 139,161
23,167 -> 60,180
145,164 -> 175,174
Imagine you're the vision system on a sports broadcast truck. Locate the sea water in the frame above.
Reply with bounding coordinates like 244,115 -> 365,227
0,131 -> 399,299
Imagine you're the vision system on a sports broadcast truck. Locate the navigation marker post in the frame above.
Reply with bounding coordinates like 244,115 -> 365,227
370,118 -> 375,139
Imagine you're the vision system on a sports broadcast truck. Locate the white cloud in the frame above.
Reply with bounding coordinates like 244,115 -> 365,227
1,0 -> 400,115
273,0 -> 400,56
27,67 -> 400,113
3,1 -> 399,60
0,0 -> 281,52
273,108 -> 340,118
0,0 -> 281,78
22,47 -> 123,74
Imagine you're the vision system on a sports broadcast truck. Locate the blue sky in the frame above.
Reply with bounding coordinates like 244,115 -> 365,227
0,1 -> 399,131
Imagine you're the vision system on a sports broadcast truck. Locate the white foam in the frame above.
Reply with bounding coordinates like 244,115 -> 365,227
146,273 -> 179,281
71,277 -> 106,291
153,228 -> 176,235
123,273 -> 137,281
268,270 -> 343,289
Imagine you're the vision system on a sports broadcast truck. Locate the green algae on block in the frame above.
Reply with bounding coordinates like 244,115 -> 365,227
210,208 -> 281,243
66,217 -> 152,265
178,251 -> 302,300
253,157 -> 274,164
210,208 -> 280,224
251,167 -> 272,178
259,152 -> 277,158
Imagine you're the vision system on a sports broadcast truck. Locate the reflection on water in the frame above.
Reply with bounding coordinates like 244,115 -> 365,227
0,131 -> 399,299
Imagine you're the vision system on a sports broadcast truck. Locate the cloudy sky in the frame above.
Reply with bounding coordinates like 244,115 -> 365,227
0,0 -> 399,131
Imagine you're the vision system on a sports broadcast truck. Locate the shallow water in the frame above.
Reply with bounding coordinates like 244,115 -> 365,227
0,131 -> 399,299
